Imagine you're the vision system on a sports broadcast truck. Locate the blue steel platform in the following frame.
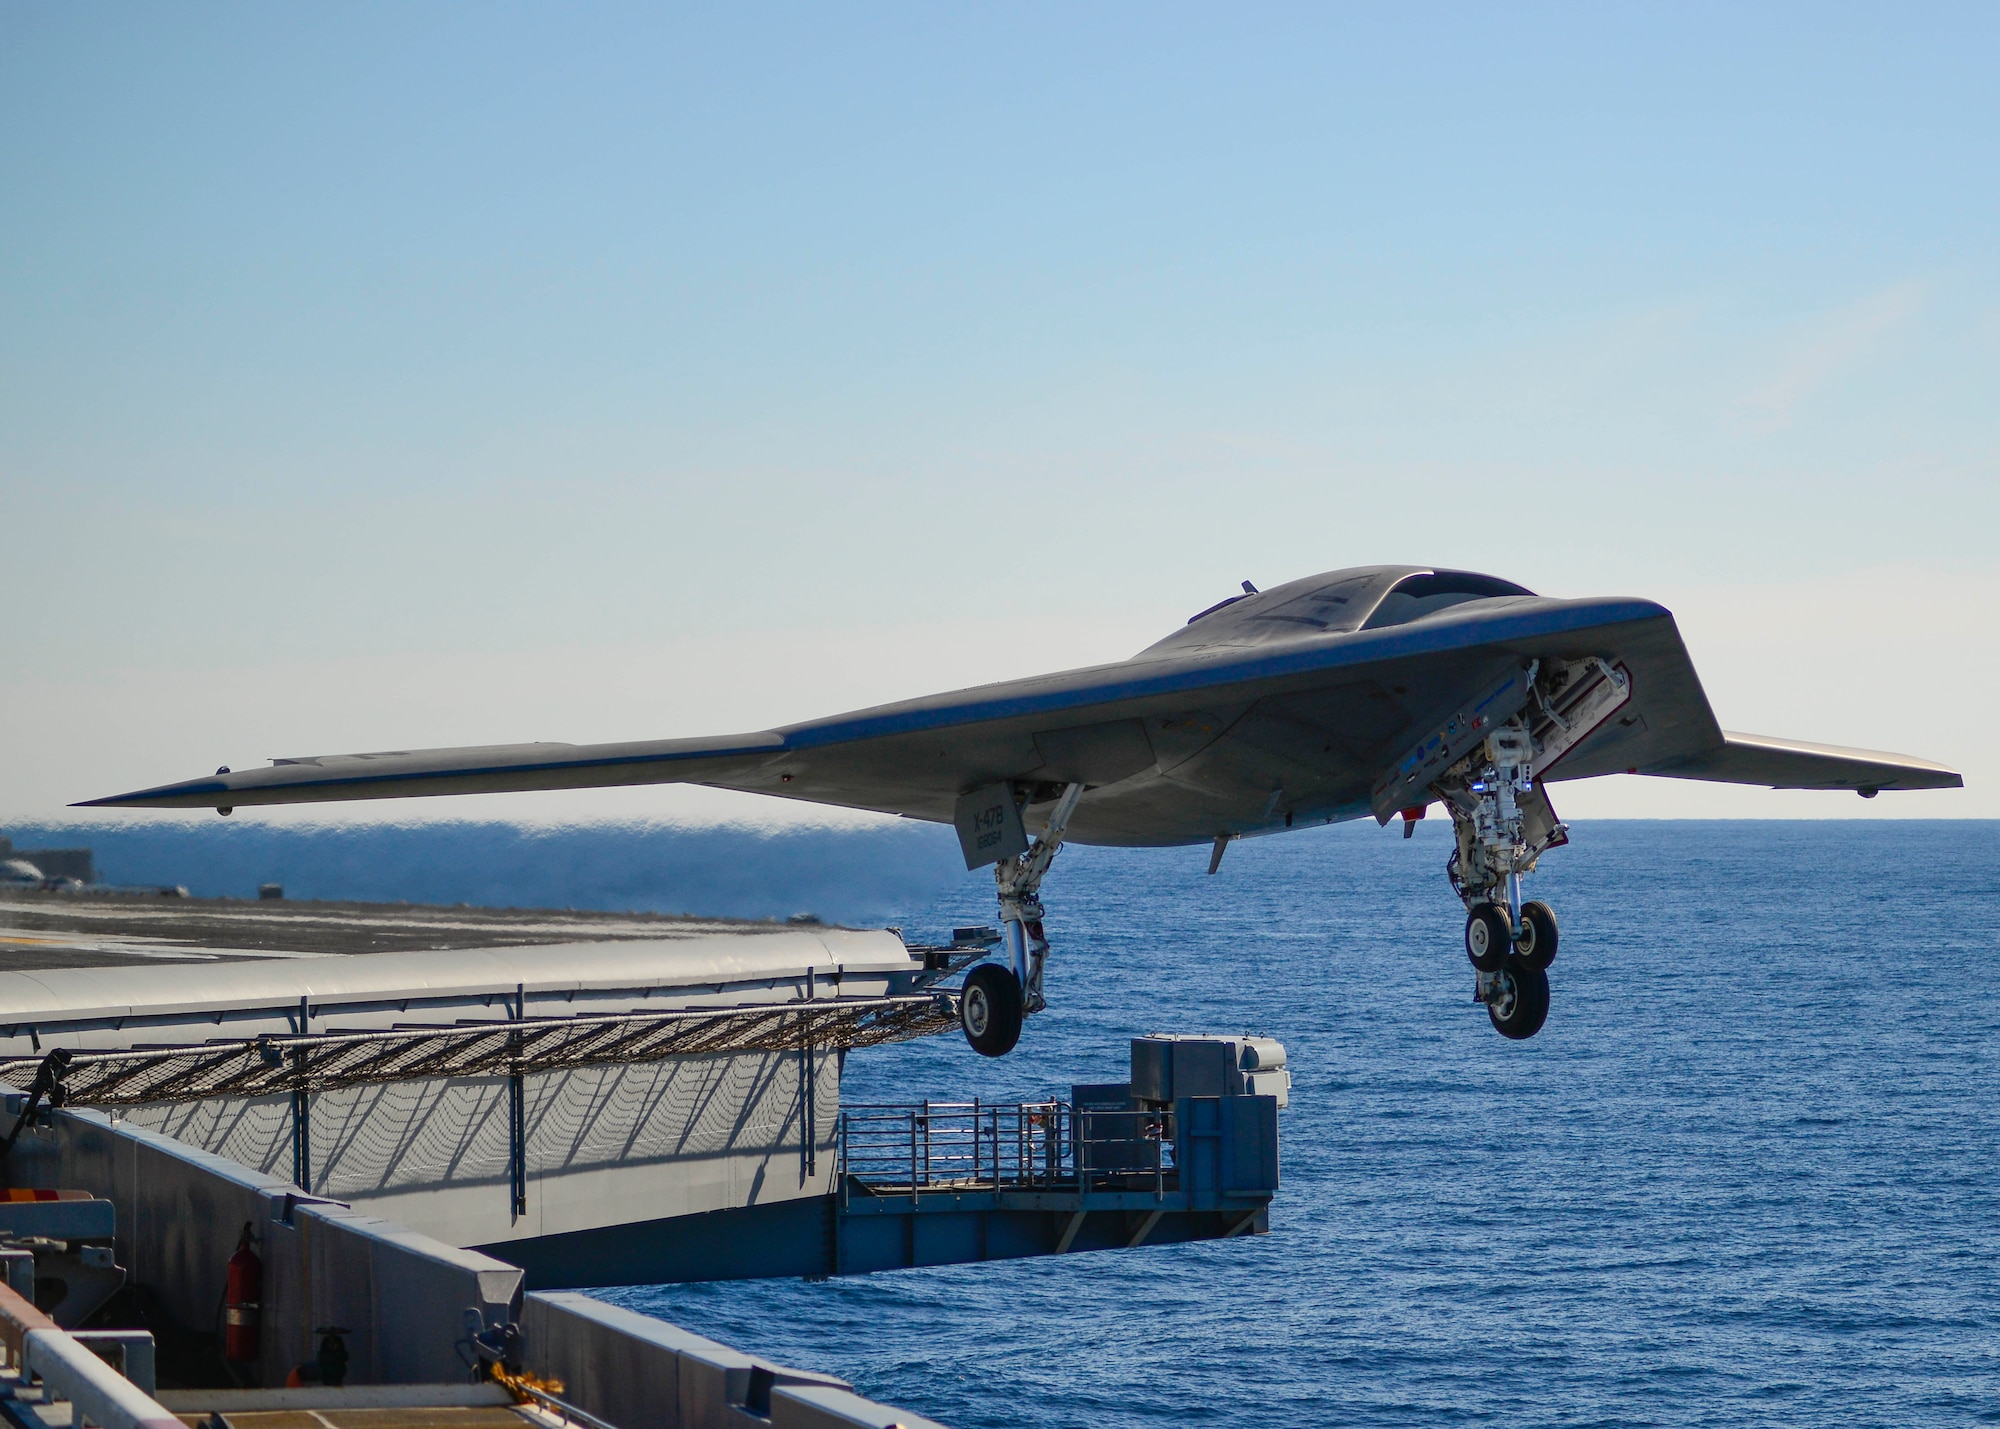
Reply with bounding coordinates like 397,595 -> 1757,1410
490,1090 -> 1280,1288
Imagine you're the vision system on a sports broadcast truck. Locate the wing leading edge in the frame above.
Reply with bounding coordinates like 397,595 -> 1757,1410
73,733 -> 789,810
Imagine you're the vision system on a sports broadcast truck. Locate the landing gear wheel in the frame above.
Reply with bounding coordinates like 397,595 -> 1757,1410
1514,901 -> 1558,971
1464,905 -> 1512,972
961,963 -> 1023,1058
1487,962 -> 1550,1040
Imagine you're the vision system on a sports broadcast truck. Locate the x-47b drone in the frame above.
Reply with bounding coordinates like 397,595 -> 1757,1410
86,566 -> 1960,1054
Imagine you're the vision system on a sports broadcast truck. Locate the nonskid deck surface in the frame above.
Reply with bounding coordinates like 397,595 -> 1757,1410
0,888 -> 807,970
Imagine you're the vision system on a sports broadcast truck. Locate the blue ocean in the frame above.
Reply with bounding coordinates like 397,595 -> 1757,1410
15,819 -> 1997,1425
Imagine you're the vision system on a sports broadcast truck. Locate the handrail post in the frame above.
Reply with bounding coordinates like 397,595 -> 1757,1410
291,994 -> 312,1193
508,982 -> 527,1221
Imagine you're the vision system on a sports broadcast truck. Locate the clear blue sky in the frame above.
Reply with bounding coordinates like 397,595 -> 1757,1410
3,5 -> 1994,821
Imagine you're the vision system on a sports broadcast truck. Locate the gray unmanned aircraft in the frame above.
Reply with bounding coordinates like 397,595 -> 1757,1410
83,565 -> 1961,1053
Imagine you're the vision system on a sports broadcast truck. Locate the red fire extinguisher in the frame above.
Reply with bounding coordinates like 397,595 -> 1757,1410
224,1224 -> 261,1362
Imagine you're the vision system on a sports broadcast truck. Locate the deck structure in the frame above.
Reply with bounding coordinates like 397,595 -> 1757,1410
0,887 -> 1282,1287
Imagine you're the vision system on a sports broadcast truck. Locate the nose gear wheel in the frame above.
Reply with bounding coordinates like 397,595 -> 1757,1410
960,963 -> 1024,1058
961,781 -> 1083,1058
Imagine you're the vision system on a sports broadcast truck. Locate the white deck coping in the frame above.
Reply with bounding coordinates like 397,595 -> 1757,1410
0,927 -> 917,1044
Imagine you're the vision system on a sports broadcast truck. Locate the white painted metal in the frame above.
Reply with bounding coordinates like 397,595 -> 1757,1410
23,1326 -> 179,1429
993,781 -> 1084,1011
0,927 -> 919,1051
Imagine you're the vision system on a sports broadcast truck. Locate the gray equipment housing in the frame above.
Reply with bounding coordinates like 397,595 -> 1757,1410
1130,1034 -> 1290,1108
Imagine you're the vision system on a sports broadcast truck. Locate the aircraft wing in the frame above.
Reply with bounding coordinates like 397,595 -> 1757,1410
74,595 -> 1669,821
76,733 -> 794,811
1644,731 -> 1961,794
78,587 -> 1959,842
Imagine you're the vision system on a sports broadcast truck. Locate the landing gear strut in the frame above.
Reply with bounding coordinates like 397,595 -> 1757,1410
963,781 -> 1083,1058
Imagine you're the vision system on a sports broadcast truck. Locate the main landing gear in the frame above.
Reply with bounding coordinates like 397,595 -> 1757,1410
1443,721 -> 1566,1041
962,781 -> 1084,1058
1382,657 -> 1629,1042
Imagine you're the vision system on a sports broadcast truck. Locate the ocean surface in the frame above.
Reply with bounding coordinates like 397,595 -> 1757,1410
0,820 -> 964,925
13,818 -> 1996,1425
600,820 -> 1999,1428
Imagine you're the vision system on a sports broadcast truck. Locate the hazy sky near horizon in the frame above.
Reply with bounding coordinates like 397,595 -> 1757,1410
4,5 -> 1996,825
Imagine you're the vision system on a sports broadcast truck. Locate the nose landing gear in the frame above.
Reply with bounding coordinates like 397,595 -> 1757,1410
961,781 -> 1084,1058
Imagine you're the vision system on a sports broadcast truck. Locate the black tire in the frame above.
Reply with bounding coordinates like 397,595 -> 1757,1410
1515,901 -> 1558,971
1487,962 -> 1551,1040
961,963 -> 1023,1058
1464,905 -> 1512,972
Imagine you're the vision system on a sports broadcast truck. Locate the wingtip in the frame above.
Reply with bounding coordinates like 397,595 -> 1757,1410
67,777 -> 235,810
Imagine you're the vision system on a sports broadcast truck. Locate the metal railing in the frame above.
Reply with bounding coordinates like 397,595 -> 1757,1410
0,993 -> 960,1109
837,1101 -> 1174,1202
0,1280 -> 176,1429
